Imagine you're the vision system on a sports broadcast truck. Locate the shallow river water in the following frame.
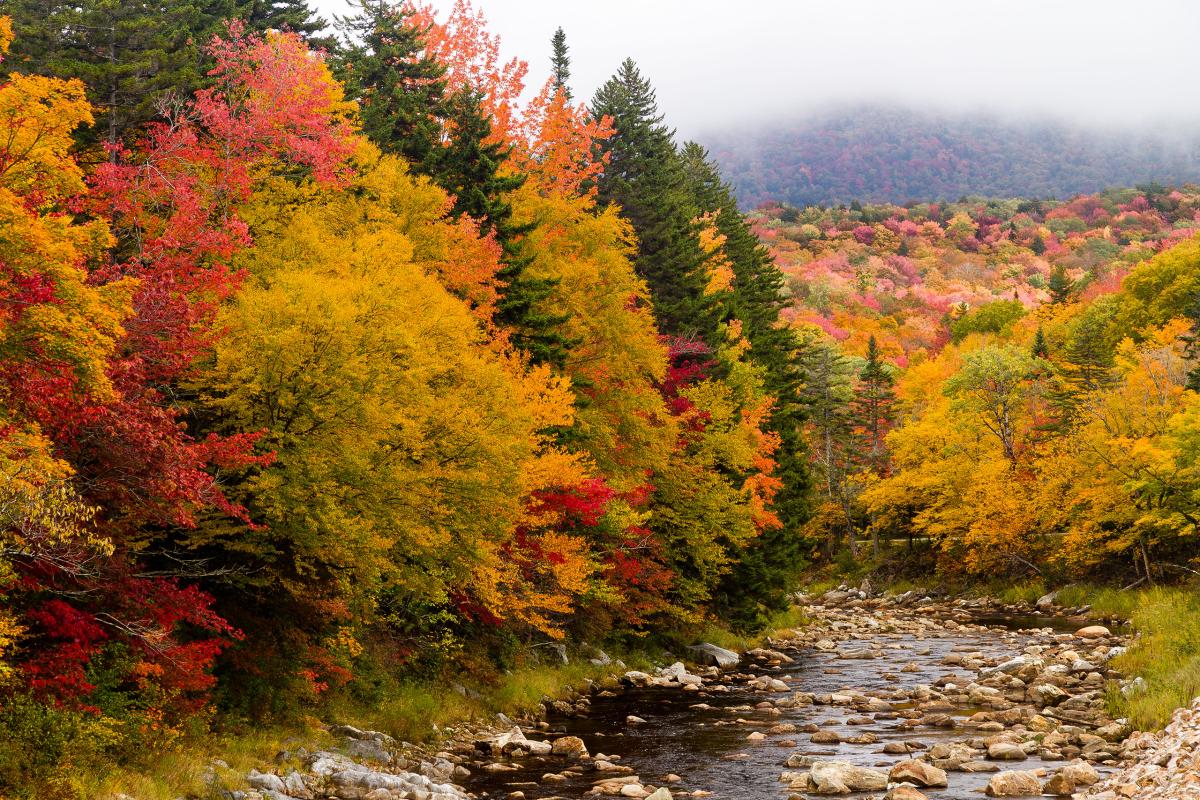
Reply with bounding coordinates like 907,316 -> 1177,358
467,614 -> 1116,799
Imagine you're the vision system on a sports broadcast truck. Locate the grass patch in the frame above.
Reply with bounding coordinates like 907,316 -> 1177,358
1054,584 -> 1143,618
75,723 -> 327,800
328,651 -> 654,744
992,580 -> 1048,605
693,622 -> 754,653
1108,586 -> 1200,730
694,604 -> 812,652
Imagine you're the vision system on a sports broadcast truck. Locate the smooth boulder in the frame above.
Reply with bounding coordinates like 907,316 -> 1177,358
809,760 -> 889,793
984,770 -> 1044,797
888,760 -> 948,787
1075,625 -> 1111,639
687,642 -> 740,668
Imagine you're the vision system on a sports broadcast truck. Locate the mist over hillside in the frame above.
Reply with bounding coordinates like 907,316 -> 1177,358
704,105 -> 1200,209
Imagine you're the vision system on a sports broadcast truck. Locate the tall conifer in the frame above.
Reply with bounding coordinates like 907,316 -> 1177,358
335,0 -> 448,170
550,27 -> 571,100
591,59 -> 716,340
2,0 -> 222,150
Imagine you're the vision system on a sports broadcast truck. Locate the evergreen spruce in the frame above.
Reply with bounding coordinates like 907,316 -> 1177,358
797,334 -> 858,559
335,0 -> 447,170
1180,292 -> 1200,392
1032,325 -> 1049,359
1048,264 -> 1074,304
432,89 -> 572,368
850,336 -> 896,474
677,142 -> 813,628
550,27 -> 571,100
235,0 -> 333,48
1047,309 -> 1116,429
591,59 -> 717,340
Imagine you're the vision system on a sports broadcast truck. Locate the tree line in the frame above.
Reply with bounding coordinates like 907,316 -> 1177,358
0,0 -> 815,789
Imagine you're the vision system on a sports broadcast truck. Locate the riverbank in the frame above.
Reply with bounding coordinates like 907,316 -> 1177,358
1078,698 -> 1200,799
116,588 -> 1150,800
83,583 -> 1199,800
81,608 -> 810,799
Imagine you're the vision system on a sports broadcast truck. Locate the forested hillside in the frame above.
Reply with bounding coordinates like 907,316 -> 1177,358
707,106 -> 1200,208
5,0 -> 1200,794
0,1 -> 810,792
754,186 -> 1200,582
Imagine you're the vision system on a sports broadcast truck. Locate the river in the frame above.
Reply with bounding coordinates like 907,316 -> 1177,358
465,598 -> 1129,800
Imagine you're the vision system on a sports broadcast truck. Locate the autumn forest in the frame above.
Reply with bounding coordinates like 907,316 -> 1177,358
2,0 -> 1200,796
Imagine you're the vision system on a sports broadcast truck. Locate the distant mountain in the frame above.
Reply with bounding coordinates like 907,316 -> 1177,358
704,106 -> 1200,208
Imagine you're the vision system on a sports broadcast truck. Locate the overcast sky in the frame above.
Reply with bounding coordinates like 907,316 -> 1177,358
310,0 -> 1200,138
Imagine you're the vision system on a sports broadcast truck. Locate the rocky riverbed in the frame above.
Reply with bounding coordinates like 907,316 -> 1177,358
1077,698 -> 1200,799
221,587 -> 1155,800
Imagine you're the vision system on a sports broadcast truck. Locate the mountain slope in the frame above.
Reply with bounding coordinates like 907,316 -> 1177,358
706,106 -> 1200,208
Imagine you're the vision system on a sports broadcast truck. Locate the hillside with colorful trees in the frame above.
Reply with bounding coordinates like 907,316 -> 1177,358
0,1 -> 810,792
707,106 -> 1200,208
752,185 -> 1200,585
4,0 -> 1200,794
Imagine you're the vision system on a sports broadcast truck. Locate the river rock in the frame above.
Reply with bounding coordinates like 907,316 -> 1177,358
987,742 -> 1028,761
821,590 -> 852,606
1059,761 -> 1100,786
659,661 -> 704,685
551,735 -> 588,757
1075,625 -> 1111,639
344,738 -> 393,764
1043,772 -> 1076,795
247,770 -> 287,794
981,655 -> 1042,678
645,789 -> 672,800
888,760 -> 948,787
984,769 -> 1044,796
282,771 -> 311,799
1028,684 -> 1069,706
810,730 -> 841,743
688,642 -> 740,668
886,787 -> 929,800
803,760 -> 889,793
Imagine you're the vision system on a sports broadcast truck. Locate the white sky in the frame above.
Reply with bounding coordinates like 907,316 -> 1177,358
310,0 -> 1200,139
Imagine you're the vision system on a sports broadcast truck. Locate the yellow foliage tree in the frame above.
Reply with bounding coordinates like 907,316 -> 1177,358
196,152 -> 599,670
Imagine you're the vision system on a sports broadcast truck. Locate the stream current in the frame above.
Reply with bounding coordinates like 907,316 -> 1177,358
467,613 -> 1119,800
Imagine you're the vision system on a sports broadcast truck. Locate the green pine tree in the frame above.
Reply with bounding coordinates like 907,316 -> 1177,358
550,27 -> 571,100
234,0 -> 333,48
334,0 -> 447,170
677,142 -> 813,627
1180,292 -> 1200,392
1048,264 -> 1074,304
1031,234 -> 1047,256
590,59 -> 717,340
432,89 -> 572,368
1047,309 -> 1116,429
1032,325 -> 1049,359
3,0 -> 225,151
850,335 -> 896,474
796,333 -> 858,559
